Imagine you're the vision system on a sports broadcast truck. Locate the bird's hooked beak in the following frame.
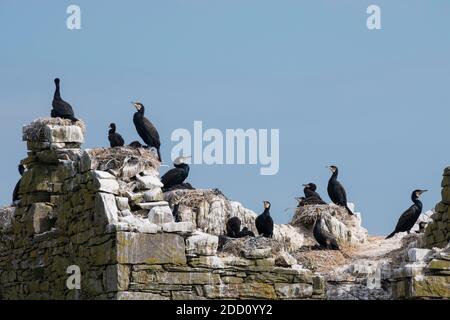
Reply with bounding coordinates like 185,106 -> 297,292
131,102 -> 139,110
418,190 -> 428,196
302,184 -> 308,187
326,166 -> 336,173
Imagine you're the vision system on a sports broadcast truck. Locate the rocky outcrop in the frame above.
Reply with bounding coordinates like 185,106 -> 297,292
164,189 -> 304,251
0,118 -> 448,300
0,118 -> 323,300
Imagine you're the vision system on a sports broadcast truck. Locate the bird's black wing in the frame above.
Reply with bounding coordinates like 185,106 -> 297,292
142,117 -> 161,148
161,168 -> 183,187
394,205 -> 419,232
52,99 -> 75,117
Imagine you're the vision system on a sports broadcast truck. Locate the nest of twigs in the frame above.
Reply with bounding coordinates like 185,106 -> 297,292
86,147 -> 159,174
166,188 -> 228,208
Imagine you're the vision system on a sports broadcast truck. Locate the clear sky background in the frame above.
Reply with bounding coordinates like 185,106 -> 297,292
1,1 -> 449,235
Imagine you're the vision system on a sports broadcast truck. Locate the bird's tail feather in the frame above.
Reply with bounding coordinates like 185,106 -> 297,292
345,205 -> 354,215
69,115 -> 79,122
385,231 -> 396,239
157,148 -> 162,162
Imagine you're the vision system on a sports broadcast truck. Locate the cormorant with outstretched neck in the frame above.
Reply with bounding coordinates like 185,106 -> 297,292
313,215 -> 340,250
255,201 -> 274,238
108,123 -> 125,147
51,78 -> 78,122
386,189 -> 427,239
161,156 -> 191,192
131,102 -> 162,162
12,164 -> 25,204
226,217 -> 241,238
327,165 -> 353,215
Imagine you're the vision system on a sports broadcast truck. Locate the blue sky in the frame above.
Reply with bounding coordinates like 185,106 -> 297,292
1,1 -> 449,235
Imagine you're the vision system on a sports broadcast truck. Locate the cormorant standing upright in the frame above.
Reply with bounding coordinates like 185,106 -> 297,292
131,102 -> 162,162
327,166 -> 353,215
12,164 -> 25,204
313,215 -> 340,250
226,217 -> 241,238
386,189 -> 427,239
161,156 -> 191,192
51,78 -> 78,122
108,123 -> 125,147
255,201 -> 274,238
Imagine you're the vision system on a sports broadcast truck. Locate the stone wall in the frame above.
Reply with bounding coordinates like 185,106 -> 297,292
425,167 -> 450,248
0,118 -> 324,300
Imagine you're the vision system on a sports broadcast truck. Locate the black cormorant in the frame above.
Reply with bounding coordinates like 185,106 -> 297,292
303,183 -> 323,200
12,164 -> 25,204
239,227 -> 255,238
255,201 -> 274,238
226,217 -> 241,238
51,78 -> 78,122
327,166 -> 353,215
313,215 -> 340,250
131,102 -> 162,162
386,189 -> 427,239
161,156 -> 191,192
108,123 -> 125,148
129,141 -> 143,149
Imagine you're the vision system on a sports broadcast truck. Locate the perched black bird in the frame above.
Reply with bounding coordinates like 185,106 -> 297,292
239,227 -> 255,238
255,201 -> 274,238
313,215 -> 340,250
327,165 -> 353,215
303,183 -> 323,200
386,189 -> 427,239
51,78 -> 78,122
226,217 -> 241,238
172,203 -> 181,223
129,141 -> 143,149
12,164 -> 25,204
131,102 -> 162,162
108,123 -> 125,148
161,156 -> 191,192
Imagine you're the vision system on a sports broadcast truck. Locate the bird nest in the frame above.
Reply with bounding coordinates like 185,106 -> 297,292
293,248 -> 350,273
290,205 -> 329,226
165,188 -> 228,208
219,236 -> 286,257
291,204 -> 354,228
86,147 -> 159,178
23,117 -> 86,141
